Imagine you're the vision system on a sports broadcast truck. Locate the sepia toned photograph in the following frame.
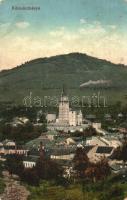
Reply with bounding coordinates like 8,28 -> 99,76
0,0 -> 127,199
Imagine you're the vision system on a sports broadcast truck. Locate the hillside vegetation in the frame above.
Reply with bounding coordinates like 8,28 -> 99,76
0,53 -> 127,105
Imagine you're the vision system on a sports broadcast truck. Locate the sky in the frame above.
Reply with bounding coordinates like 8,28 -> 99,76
0,0 -> 127,69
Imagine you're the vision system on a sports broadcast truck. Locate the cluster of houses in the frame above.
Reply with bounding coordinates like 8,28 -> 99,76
0,140 -> 28,156
0,89 -> 127,176
0,127 -> 125,176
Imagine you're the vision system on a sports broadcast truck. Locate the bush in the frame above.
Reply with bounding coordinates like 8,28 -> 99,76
21,168 -> 40,186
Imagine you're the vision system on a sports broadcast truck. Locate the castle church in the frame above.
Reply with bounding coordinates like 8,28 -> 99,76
47,87 -> 83,127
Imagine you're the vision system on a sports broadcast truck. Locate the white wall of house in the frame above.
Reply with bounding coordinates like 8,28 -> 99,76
23,161 -> 36,168
92,123 -> 101,130
46,114 -> 56,122
86,137 -> 107,146
51,154 -> 74,160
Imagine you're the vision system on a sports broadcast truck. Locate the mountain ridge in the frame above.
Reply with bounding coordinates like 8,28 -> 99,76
1,52 -> 126,73
0,52 -> 127,104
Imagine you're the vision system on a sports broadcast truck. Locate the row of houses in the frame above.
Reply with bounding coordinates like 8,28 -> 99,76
0,140 -> 28,155
0,131 -> 123,172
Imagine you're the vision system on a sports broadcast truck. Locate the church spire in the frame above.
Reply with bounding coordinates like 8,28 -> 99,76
61,84 -> 67,97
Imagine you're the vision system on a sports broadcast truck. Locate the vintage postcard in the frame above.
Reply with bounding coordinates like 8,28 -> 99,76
0,0 -> 127,200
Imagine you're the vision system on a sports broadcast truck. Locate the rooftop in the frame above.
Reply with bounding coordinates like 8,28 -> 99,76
23,155 -> 39,162
96,146 -> 113,154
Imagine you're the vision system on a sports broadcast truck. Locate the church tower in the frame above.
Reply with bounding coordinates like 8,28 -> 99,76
58,86 -> 70,125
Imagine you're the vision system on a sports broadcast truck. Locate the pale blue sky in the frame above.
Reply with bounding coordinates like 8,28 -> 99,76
0,0 -> 127,68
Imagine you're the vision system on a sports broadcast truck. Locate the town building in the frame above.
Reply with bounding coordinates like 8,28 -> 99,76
23,157 -> 37,168
86,136 -> 122,148
46,114 -> 56,123
0,140 -> 28,156
47,87 -> 84,131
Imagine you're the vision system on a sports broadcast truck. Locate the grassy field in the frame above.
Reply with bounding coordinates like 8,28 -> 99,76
27,177 -> 127,200
0,177 -> 5,194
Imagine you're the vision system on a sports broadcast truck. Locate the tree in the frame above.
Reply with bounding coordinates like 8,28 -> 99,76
2,121 -> 41,144
42,123 -> 47,132
21,168 -> 40,186
112,141 -> 127,162
5,154 -> 24,176
35,157 -> 63,180
84,126 -> 97,137
73,147 -> 89,178
85,158 -> 111,182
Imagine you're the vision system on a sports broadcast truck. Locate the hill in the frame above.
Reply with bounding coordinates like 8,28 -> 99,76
0,53 -> 127,105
